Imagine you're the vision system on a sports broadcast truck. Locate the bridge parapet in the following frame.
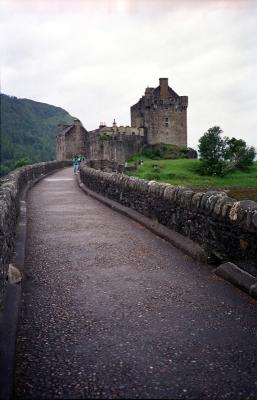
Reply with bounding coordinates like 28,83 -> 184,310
83,159 -> 124,173
0,160 -> 71,309
80,165 -> 257,273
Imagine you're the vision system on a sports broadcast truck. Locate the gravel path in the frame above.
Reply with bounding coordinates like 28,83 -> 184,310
14,168 -> 257,399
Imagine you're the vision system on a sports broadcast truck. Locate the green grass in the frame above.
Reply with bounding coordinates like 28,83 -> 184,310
127,158 -> 257,188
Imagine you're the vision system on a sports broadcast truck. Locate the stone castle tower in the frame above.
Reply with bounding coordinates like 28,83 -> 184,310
131,78 -> 188,146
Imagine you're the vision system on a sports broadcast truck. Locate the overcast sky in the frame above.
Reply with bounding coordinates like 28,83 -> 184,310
1,0 -> 257,149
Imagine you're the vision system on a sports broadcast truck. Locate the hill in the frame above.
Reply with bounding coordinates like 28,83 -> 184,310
0,93 -> 75,176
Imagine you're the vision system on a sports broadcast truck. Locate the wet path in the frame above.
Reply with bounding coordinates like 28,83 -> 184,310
14,168 -> 257,399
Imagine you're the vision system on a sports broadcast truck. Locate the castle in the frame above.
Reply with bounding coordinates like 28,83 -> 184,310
56,78 -> 188,163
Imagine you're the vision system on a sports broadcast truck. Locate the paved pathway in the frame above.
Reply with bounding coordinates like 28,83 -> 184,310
14,168 -> 257,399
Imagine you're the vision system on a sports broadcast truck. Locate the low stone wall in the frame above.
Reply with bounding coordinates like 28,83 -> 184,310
0,160 -> 71,309
80,165 -> 257,271
84,159 -> 124,173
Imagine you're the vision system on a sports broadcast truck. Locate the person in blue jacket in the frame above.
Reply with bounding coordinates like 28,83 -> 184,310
72,156 -> 79,174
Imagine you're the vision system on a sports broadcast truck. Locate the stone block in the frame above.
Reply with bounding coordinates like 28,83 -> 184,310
236,200 -> 257,230
220,198 -> 235,219
215,262 -> 257,295
200,191 -> 226,212
147,181 -> 160,196
191,192 -> 204,208
180,190 -> 195,209
163,185 -> 176,202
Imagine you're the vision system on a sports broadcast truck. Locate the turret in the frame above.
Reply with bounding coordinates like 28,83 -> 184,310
112,118 -> 118,133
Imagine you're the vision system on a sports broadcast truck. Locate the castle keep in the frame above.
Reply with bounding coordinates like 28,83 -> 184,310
131,78 -> 188,146
56,78 -> 188,163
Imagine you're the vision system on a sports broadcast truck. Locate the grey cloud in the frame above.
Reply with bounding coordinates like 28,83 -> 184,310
0,0 -> 257,149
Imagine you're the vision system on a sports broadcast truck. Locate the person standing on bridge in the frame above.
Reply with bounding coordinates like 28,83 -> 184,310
72,156 -> 79,174
77,155 -> 82,172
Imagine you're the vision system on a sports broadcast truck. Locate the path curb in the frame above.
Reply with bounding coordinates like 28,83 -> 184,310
76,175 -> 208,263
215,262 -> 257,300
0,168 -> 68,400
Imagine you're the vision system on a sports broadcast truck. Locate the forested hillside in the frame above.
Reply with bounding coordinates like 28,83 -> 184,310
0,94 -> 75,176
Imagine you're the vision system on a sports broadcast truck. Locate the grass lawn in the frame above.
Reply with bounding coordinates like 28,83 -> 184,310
127,158 -> 257,188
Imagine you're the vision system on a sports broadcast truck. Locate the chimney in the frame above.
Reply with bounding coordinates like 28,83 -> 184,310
73,118 -> 81,126
159,78 -> 168,99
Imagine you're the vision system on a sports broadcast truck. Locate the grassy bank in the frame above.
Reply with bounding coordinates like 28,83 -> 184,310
127,158 -> 257,201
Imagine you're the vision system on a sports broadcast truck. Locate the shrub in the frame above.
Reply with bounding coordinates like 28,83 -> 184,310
142,148 -> 162,159
197,160 -> 228,177
0,165 -> 10,177
14,157 -> 32,168
98,134 -> 112,141
143,172 -> 161,181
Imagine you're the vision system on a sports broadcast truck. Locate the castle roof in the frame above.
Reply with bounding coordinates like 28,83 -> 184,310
57,119 -> 87,137
57,125 -> 73,137
63,125 -> 73,134
153,85 -> 179,98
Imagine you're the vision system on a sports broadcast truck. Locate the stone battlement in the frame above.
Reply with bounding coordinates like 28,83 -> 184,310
89,119 -> 145,137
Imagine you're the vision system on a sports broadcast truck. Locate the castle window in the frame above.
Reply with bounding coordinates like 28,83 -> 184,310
165,123 -> 168,127
165,117 -> 169,127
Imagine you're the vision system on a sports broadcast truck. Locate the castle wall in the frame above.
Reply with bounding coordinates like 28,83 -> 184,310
147,105 -> 187,146
56,135 -> 66,161
93,125 -> 144,137
85,133 -> 145,164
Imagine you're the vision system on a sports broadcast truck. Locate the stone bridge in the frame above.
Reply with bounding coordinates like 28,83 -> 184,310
0,162 -> 257,399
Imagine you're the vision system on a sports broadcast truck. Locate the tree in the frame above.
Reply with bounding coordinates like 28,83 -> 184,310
224,138 -> 256,170
198,126 -> 227,163
198,126 -> 228,176
198,127 -> 256,176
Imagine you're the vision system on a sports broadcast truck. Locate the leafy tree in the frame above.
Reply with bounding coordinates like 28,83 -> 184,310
198,126 -> 256,176
224,138 -> 256,170
199,126 -> 227,163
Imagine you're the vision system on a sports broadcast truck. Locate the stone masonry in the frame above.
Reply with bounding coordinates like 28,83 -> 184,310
0,161 -> 71,309
56,119 -> 87,161
56,77 -> 188,162
131,78 -> 188,146
80,164 -> 257,271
